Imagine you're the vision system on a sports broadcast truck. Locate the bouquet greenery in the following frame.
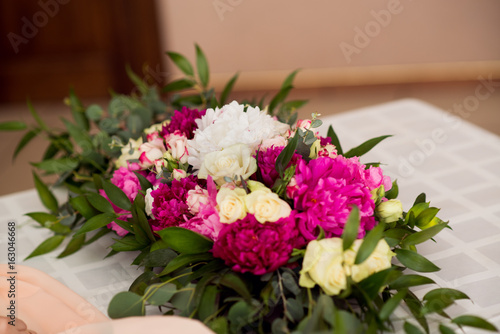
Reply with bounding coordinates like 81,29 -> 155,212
1,45 -> 497,334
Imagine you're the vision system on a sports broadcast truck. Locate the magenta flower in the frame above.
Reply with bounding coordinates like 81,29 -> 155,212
255,145 -> 302,188
212,213 -> 299,275
293,156 -> 378,241
100,166 -> 159,236
149,175 -> 200,231
161,107 -> 206,139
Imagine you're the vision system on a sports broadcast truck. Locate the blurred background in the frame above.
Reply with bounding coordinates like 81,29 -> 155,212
1,0 -> 499,195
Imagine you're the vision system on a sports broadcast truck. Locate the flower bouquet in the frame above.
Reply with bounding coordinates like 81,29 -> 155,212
2,45 -> 497,334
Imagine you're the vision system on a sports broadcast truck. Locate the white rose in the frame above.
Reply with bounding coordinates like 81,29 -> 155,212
198,143 -> 257,185
375,199 -> 403,224
245,188 -> 291,223
116,137 -> 143,168
172,169 -> 187,180
345,239 -> 394,283
299,238 -> 347,296
260,136 -> 287,150
145,186 -> 159,218
216,187 -> 247,223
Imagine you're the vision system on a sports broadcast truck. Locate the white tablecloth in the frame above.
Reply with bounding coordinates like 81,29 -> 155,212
1,99 -> 500,331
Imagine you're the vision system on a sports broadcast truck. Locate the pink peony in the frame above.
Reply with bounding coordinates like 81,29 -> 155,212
181,176 -> 222,241
149,176 -> 200,231
212,213 -> 299,275
293,156 -> 379,241
101,166 -> 159,236
254,145 -> 301,188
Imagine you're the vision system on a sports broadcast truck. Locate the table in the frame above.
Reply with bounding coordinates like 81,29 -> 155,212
1,98 -> 500,331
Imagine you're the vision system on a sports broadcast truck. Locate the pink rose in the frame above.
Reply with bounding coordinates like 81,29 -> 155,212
165,130 -> 189,164
260,136 -> 287,150
296,119 -> 312,130
286,176 -> 298,199
139,137 -> 166,168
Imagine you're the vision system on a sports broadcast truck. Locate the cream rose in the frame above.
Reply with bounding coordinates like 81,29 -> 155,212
116,137 -> 143,168
139,137 -> 167,168
198,143 -> 257,185
216,187 -> 247,223
299,238 -> 347,296
344,239 -> 395,283
245,188 -> 291,223
375,199 -> 403,224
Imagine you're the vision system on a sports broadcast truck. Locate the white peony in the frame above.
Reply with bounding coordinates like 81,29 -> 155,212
187,101 -> 290,171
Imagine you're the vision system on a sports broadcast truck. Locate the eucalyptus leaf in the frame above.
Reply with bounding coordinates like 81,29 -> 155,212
32,157 -> 79,174
144,283 -> 177,306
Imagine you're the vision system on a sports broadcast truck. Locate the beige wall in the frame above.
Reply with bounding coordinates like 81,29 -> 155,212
155,0 -> 500,89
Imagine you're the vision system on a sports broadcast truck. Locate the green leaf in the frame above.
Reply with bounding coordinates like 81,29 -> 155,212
25,235 -> 65,260
344,135 -> 392,158
327,125 -> 343,156
162,78 -> 195,92
68,89 -> 90,131
144,283 -> 177,306
87,193 -> 114,213
282,270 -> 301,296
75,212 -> 116,236
57,233 -> 86,258
404,321 -> 424,334
159,253 -> 213,276
198,284 -> 218,321
413,193 -> 426,206
395,249 -> 440,272
13,128 -> 40,159
133,171 -> 153,192
69,195 -> 99,220
32,158 -> 79,174
0,120 -> 27,131
220,72 -> 239,105
268,86 -> 292,115
25,212 -> 58,226
210,317 -> 229,334
142,248 -> 177,267
385,180 -> 399,200
125,64 -> 148,95
166,51 -> 194,76
84,228 -> 111,245
389,274 -> 435,290
103,180 -> 132,211
27,100 -> 48,131
195,44 -> 210,87
33,172 -> 58,213
354,222 -> 385,264
422,288 -> 469,314
415,207 -> 440,229
281,69 -> 300,89
108,291 -> 144,319
401,222 -> 447,248
157,227 -> 213,254
128,270 -> 156,295
452,315 -> 498,332
111,235 -> 147,252
358,267 -> 400,300
227,301 -> 254,331
342,206 -> 360,251
439,325 -> 456,334
219,272 -> 252,301
379,289 -> 407,320
275,131 -> 299,178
